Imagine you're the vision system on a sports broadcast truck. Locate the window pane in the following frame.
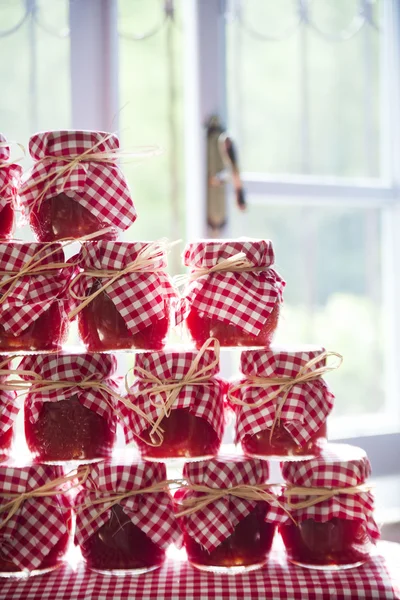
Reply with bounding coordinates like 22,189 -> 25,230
0,0 -> 70,166
227,0 -> 382,177
118,0 -> 185,272
229,202 -> 386,420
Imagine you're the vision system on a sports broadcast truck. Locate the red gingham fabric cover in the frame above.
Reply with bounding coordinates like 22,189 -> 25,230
70,241 -> 176,334
267,444 -> 380,541
176,456 -> 270,552
0,242 -> 74,335
0,133 -> 22,211
230,347 -> 334,445
0,389 -> 19,438
0,542 -> 399,600
0,463 -> 70,571
123,349 -> 225,445
19,130 -> 136,231
74,460 -> 181,550
18,353 -> 120,431
175,239 -> 285,335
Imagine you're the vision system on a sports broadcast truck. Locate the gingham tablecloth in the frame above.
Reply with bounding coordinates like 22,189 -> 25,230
1,541 -> 399,600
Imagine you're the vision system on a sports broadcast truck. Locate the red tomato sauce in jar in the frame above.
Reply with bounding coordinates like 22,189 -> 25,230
77,281 -> 170,351
135,409 -> 221,461
29,193 -> 118,242
0,203 -> 15,240
0,302 -> 68,352
80,504 -> 166,573
24,395 -> 115,463
183,503 -> 275,571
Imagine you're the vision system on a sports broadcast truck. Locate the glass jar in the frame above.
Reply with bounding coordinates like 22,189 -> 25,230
0,242 -> 73,351
20,353 -> 119,463
19,130 -> 136,241
71,241 -> 174,351
176,239 -> 285,348
176,456 -> 276,573
74,459 -> 180,575
0,463 -> 72,578
124,347 -> 225,461
229,346 -> 335,460
0,134 -> 21,240
271,444 -> 379,570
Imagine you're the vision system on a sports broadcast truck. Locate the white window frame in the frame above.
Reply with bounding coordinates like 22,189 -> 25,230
182,0 -> 400,476
67,0 -> 400,476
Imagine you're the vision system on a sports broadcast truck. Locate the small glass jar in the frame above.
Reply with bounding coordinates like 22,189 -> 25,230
0,242 -> 73,351
273,444 -> 379,570
72,241 -> 174,351
20,353 -> 119,463
176,239 -> 285,348
74,459 -> 180,575
124,348 -> 225,461
0,134 -> 21,240
176,456 -> 276,573
0,463 -> 72,578
229,346 -> 334,460
19,130 -> 136,241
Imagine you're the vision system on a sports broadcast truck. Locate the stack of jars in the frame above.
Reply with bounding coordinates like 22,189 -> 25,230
0,130 -> 380,579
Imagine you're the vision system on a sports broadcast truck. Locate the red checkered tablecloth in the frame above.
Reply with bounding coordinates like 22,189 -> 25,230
0,541 -> 399,600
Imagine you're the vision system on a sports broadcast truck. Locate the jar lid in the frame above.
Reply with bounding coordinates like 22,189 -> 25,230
74,458 -> 181,550
183,238 -> 275,269
134,347 -> 220,380
183,455 -> 269,487
77,241 -> 168,270
0,462 -> 70,571
240,345 -> 326,377
0,241 -> 66,273
19,352 -> 117,382
28,129 -> 120,160
281,443 -> 371,487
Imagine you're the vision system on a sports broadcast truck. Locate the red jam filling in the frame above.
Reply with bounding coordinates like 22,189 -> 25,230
81,504 -> 165,571
135,409 -> 221,460
0,510 -> 72,573
0,428 -> 13,460
186,303 -> 280,348
29,193 -> 117,241
78,284 -> 170,351
0,302 -> 68,351
242,423 -> 327,458
280,518 -> 371,566
183,504 -> 275,568
0,204 -> 15,240
25,395 -> 115,462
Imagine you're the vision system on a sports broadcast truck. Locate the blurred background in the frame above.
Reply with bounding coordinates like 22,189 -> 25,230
0,0 -> 399,538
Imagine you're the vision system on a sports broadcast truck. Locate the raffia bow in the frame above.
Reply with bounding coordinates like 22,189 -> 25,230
0,466 -> 89,530
228,351 -> 343,442
21,133 -> 160,211
284,483 -> 373,510
130,337 -> 220,446
68,239 -> 174,320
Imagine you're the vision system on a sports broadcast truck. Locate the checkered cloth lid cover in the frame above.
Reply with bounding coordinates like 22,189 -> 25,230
0,242 -> 75,335
0,133 -> 22,210
0,389 -> 19,438
0,463 -> 71,571
18,353 -> 120,430
175,240 -> 285,336
70,241 -> 176,335
176,456 -> 270,552
19,130 -> 136,231
123,349 -> 225,444
230,347 -> 335,445
267,444 -> 380,540
74,460 -> 181,550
